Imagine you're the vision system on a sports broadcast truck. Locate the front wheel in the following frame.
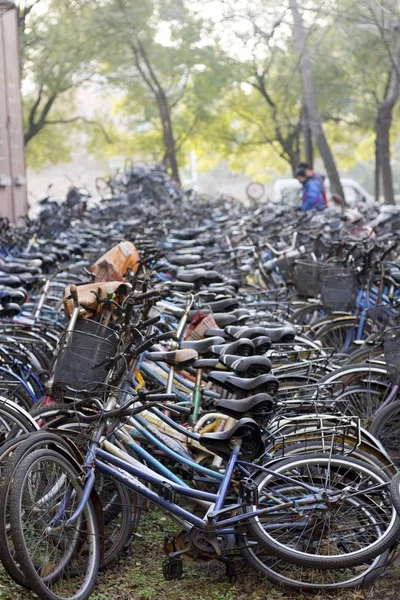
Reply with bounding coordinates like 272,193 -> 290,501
9,448 -> 100,600
244,453 -> 400,569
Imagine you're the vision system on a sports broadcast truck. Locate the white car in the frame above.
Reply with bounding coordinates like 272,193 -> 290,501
273,178 -> 375,209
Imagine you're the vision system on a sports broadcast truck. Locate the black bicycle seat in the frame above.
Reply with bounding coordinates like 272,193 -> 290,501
146,348 -> 198,368
225,326 -> 273,340
206,298 -> 239,313
181,336 -> 225,355
0,275 -> 22,288
252,336 -> 273,354
211,338 -> 254,357
218,354 -> 272,376
207,372 -> 279,397
200,418 -> 263,461
214,393 -> 274,420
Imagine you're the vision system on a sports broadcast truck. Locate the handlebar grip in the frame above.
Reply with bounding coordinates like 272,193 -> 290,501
158,403 -> 191,416
134,330 -> 176,355
140,315 -> 160,329
134,289 -> 161,301
146,393 -> 177,402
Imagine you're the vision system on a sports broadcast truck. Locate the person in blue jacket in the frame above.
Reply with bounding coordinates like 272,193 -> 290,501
295,168 -> 325,211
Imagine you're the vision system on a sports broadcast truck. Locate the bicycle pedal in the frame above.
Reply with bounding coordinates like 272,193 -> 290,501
163,557 -> 183,580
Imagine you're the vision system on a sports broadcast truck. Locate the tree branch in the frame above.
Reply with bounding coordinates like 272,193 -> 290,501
43,116 -> 113,143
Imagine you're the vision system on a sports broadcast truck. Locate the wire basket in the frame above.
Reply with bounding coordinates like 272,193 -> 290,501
52,319 -> 120,393
367,305 -> 399,332
293,260 -> 324,297
383,327 -> 400,385
319,266 -> 357,312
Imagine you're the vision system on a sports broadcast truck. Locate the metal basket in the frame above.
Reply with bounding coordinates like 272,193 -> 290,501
383,327 -> 400,385
319,266 -> 357,312
293,260 -> 324,297
52,319 -> 120,392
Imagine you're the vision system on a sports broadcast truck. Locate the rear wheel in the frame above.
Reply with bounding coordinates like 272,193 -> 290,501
245,453 -> 400,569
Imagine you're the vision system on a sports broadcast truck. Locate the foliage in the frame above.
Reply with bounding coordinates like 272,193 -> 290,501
18,0 -> 400,186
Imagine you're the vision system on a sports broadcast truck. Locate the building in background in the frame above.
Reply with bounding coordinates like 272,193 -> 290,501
0,0 -> 27,221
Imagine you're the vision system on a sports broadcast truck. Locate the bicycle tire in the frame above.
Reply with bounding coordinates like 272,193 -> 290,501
0,431 -> 84,587
370,400 -> 400,466
389,472 -> 400,518
239,534 -> 390,591
245,453 -> 400,569
9,447 -> 100,600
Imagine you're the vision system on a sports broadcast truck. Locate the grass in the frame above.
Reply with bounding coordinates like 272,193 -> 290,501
0,508 -> 381,600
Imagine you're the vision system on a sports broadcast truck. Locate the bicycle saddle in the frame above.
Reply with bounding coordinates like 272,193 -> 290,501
205,286 -> 237,297
218,279 -> 240,291
252,336 -> 274,354
0,263 -> 41,275
175,246 -> 206,255
211,338 -> 254,357
0,302 -> 21,317
0,287 -> 26,305
252,325 -> 296,343
207,372 -> 279,397
4,258 -> 43,269
218,354 -> 272,376
184,262 -> 214,271
225,326 -> 272,341
146,349 -> 198,368
177,269 -> 223,285
181,336 -> 225,354
200,418 -> 263,460
214,393 -> 274,420
205,298 -> 239,313
213,313 -> 241,328
203,328 -> 231,340
170,227 -> 209,239
0,275 -> 22,288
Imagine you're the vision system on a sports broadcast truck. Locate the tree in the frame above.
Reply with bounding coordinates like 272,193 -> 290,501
332,0 -> 400,203
20,0 -> 97,152
89,0 -> 233,183
289,0 -> 344,197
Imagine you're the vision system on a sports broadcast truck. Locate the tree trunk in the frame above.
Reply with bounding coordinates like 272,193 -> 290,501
302,104 -> 313,167
155,88 -> 180,184
289,150 -> 301,176
132,40 -> 181,185
374,131 -> 381,203
375,31 -> 400,205
377,108 -> 395,204
289,0 -> 344,198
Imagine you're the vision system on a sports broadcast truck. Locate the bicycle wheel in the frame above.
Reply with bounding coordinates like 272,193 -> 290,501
245,453 -> 400,569
95,472 -> 138,569
0,398 -> 38,443
389,472 -> 400,518
318,363 -> 391,426
9,448 -> 100,600
370,400 -> 400,466
343,345 -> 384,366
315,317 -> 374,352
292,302 -> 323,326
0,430 -> 85,587
239,535 -> 389,591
